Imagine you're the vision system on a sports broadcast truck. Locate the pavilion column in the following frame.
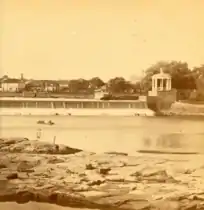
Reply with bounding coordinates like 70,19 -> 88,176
153,79 -> 156,90
152,79 -> 155,91
160,79 -> 164,90
155,79 -> 158,91
167,79 -> 169,90
169,79 -> 172,90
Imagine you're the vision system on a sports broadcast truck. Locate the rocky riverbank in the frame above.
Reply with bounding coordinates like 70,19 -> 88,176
0,138 -> 204,210
161,102 -> 204,117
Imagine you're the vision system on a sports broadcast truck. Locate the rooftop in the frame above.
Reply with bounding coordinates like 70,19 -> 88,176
152,68 -> 171,79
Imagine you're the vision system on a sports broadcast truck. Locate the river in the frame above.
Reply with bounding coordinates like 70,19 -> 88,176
1,115 -> 204,154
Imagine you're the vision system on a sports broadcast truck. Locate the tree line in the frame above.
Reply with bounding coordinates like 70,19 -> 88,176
64,60 -> 204,94
24,60 -> 204,98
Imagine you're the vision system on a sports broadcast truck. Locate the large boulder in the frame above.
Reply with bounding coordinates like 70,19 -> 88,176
0,138 -> 82,155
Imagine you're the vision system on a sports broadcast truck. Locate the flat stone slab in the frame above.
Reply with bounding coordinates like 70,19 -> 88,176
0,138 -> 204,209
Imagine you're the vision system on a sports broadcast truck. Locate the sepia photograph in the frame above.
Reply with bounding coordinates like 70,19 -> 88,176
0,0 -> 204,209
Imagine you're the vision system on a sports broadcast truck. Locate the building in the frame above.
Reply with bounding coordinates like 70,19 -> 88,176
1,74 -> 26,92
147,68 -> 177,112
94,85 -> 109,99
148,68 -> 172,96
44,81 -> 59,92
25,80 -> 59,92
58,80 -> 69,91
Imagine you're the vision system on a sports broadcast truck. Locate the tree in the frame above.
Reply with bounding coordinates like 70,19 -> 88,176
68,79 -> 90,93
89,77 -> 105,89
141,60 -> 196,92
131,82 -> 142,93
192,65 -> 204,100
107,77 -> 132,94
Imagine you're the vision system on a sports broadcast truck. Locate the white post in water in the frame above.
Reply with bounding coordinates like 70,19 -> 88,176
53,136 -> 56,145
36,129 -> 42,140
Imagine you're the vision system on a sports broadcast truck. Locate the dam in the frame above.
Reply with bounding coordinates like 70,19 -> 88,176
0,97 -> 155,116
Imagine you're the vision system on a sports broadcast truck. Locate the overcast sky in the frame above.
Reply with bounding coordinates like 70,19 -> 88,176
1,0 -> 204,81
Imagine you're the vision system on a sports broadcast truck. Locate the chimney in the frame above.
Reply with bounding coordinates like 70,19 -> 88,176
20,73 -> 24,80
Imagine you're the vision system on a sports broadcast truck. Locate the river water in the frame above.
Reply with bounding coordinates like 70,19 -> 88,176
0,115 -> 204,154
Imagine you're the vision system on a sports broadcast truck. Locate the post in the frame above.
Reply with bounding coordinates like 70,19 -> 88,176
51,102 -> 54,109
53,136 -> 56,145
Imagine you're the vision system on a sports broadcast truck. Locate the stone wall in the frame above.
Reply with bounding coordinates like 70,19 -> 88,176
147,89 -> 177,112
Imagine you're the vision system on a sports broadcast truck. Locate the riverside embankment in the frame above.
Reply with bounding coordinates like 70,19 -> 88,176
1,137 -> 204,210
162,102 -> 204,116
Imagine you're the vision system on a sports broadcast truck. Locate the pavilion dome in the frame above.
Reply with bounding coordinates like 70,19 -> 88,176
152,68 -> 171,79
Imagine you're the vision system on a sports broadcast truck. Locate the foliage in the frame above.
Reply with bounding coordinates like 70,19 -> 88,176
2,61 -> 204,96
107,77 -> 135,94
193,65 -> 204,99
68,79 -> 90,93
141,60 -> 197,92
89,77 -> 105,89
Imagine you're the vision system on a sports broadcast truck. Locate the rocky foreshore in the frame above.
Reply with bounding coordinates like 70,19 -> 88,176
160,102 -> 204,117
0,138 -> 204,210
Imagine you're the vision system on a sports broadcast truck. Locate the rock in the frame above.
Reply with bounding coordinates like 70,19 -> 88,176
17,161 -> 35,172
0,163 -> 7,169
16,190 -> 34,203
7,173 -> 18,180
0,138 -> 82,155
88,179 -> 105,186
182,203 -> 198,210
85,164 -> 96,170
106,175 -> 125,182
105,151 -> 128,156
98,168 -> 111,175
47,157 -> 65,164
73,184 -> 89,192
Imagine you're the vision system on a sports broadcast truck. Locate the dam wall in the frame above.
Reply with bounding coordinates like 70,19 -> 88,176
0,97 -> 155,116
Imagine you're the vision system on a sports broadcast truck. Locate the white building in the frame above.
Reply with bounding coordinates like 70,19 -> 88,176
94,85 -> 109,99
148,68 -> 172,96
1,79 -> 26,92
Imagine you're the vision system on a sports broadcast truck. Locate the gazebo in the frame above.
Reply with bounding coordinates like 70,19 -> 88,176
149,68 -> 172,96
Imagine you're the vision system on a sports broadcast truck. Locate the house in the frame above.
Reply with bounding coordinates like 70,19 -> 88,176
25,80 -> 44,91
1,77 -> 26,92
94,85 -> 109,99
44,80 -> 59,92
58,80 -> 69,91
25,80 -> 59,92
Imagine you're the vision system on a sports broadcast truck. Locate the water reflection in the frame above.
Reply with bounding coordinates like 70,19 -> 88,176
1,116 -> 204,153
143,133 -> 183,149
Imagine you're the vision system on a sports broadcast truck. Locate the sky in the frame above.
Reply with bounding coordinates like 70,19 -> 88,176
1,0 -> 204,81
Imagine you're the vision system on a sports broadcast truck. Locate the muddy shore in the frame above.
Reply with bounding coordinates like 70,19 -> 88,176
0,137 -> 204,210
